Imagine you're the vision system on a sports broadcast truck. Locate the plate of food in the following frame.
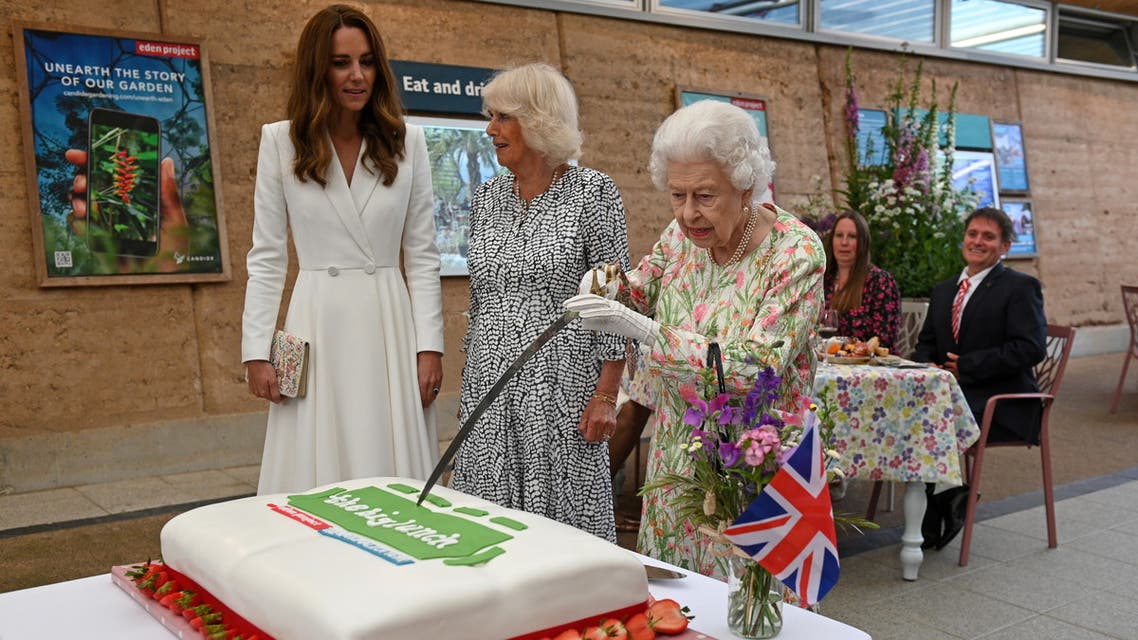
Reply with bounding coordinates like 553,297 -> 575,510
820,336 -> 889,365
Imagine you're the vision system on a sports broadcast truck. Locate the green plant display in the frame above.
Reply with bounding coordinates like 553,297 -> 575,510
841,51 -> 979,298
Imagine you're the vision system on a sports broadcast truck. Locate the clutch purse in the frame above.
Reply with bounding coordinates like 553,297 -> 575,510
270,330 -> 310,398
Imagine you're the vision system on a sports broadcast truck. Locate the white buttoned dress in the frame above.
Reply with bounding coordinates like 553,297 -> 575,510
241,121 -> 443,495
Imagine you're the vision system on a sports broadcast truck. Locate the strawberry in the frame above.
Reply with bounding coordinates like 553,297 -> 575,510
203,622 -> 229,638
151,579 -> 177,600
190,611 -> 222,630
646,599 -> 692,635
183,604 -> 213,621
126,561 -> 159,582
138,570 -> 169,592
600,617 -> 628,640
582,627 -> 608,640
158,590 -> 186,611
552,630 -> 584,640
175,590 -> 200,610
624,613 -> 655,640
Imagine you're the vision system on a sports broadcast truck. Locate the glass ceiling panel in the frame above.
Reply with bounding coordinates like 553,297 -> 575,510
951,0 -> 1047,58
819,0 -> 935,43
656,0 -> 801,26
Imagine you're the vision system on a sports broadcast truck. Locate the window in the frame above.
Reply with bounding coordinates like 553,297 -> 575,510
819,0 -> 935,43
950,0 -> 1047,58
654,0 -> 801,27
1057,9 -> 1137,69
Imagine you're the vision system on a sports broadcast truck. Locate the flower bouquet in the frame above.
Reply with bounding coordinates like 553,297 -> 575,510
642,365 -> 873,638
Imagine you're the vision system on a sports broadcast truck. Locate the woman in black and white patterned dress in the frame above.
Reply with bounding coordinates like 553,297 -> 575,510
451,63 -> 629,542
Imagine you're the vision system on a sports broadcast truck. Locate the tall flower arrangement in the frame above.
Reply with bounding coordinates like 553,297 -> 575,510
841,51 -> 979,298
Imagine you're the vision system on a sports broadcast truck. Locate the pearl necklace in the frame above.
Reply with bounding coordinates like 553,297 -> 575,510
707,206 -> 757,268
513,165 -> 567,213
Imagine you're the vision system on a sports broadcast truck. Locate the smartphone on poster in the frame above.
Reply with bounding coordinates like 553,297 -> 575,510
86,109 -> 161,257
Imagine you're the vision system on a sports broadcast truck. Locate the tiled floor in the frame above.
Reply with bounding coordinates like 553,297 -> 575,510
0,466 -> 259,533
825,468 -> 1138,639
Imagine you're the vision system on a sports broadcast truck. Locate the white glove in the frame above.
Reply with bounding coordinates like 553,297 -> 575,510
564,294 -> 659,347
577,267 -> 620,299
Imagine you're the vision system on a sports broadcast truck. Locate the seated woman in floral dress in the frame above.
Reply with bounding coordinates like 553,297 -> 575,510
565,100 -> 824,579
823,211 -> 901,350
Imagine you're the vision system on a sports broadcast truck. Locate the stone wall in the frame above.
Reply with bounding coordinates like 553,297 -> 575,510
1,0 -> 1135,492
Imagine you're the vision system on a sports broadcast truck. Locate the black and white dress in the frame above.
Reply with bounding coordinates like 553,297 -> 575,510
452,166 -> 629,542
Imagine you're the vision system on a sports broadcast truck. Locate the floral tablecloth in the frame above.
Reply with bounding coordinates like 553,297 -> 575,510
814,362 -> 980,485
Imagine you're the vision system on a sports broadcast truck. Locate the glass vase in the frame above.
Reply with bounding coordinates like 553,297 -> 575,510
726,555 -> 784,638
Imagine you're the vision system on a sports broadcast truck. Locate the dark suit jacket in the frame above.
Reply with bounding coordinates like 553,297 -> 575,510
913,263 -> 1047,443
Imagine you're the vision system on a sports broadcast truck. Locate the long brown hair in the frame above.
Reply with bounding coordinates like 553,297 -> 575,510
287,4 -> 405,187
824,210 -> 872,312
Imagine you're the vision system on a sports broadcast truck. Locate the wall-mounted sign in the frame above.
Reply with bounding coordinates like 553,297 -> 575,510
14,22 -> 230,287
1003,199 -> 1037,258
992,121 -> 1030,194
391,61 -> 496,116
407,115 -> 504,277
676,87 -> 773,201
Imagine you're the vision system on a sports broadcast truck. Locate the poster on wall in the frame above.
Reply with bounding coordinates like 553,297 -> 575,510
1002,199 -> 1037,258
406,115 -> 503,277
856,109 -> 889,166
14,23 -> 229,287
991,121 -> 1029,193
950,150 -> 1000,210
677,87 -> 774,201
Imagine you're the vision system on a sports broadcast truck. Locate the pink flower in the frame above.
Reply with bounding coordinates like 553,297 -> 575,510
740,424 -> 780,466
693,302 -> 709,323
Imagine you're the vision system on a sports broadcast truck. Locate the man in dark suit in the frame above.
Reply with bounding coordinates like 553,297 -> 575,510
913,207 -> 1047,550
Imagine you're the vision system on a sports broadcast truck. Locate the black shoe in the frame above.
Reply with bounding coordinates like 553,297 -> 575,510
935,487 -> 972,551
921,485 -> 943,550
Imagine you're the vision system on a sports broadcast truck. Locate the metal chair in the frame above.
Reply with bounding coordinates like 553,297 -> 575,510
957,324 -> 1075,566
895,299 -> 929,359
1109,285 -> 1138,414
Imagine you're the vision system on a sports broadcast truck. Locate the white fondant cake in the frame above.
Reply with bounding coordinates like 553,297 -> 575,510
159,477 -> 649,639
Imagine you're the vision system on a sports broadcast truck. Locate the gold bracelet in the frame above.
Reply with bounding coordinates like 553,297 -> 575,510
592,392 -> 617,406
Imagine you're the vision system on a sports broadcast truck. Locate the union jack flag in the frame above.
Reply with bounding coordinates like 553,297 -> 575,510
723,411 -> 840,606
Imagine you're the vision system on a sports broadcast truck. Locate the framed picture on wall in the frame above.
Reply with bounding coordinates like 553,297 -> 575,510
676,86 -> 774,201
950,150 -> 1000,210
406,115 -> 503,277
856,109 -> 889,166
13,22 -> 230,287
991,121 -> 1030,194
1002,199 -> 1037,258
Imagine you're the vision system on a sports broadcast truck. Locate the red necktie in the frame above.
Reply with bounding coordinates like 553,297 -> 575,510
951,278 -> 971,341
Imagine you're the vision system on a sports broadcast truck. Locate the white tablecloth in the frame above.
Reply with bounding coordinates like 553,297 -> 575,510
0,556 -> 870,639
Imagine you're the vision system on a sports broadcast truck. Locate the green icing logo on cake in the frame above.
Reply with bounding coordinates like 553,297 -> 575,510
284,486 -> 514,564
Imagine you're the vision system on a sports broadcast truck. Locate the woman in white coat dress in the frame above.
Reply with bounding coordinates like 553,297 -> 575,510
242,5 -> 443,495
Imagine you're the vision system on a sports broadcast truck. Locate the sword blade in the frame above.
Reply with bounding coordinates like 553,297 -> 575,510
416,310 -> 579,505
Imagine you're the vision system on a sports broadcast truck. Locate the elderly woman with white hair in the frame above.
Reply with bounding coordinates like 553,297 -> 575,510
451,62 -> 630,542
566,100 -> 824,577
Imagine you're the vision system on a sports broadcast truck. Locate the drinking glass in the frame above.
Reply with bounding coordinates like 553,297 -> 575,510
819,309 -> 839,340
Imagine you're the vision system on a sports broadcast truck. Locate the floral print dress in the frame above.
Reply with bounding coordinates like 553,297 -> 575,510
624,204 -> 825,579
824,264 -> 902,349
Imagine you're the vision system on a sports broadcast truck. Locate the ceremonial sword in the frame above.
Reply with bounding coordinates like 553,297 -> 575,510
416,267 -> 625,505
415,309 -> 578,505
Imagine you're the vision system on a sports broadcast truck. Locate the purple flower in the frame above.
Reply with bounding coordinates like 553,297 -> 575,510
719,440 -> 742,467
845,84 -> 860,139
